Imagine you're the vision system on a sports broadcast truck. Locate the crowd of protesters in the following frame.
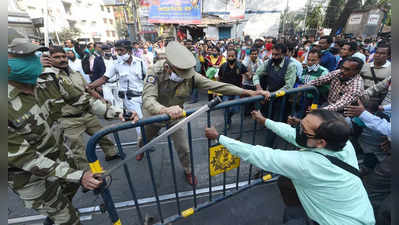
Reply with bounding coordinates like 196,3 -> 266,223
8,28 -> 391,225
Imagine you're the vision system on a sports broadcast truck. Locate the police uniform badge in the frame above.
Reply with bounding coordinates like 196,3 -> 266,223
146,75 -> 157,84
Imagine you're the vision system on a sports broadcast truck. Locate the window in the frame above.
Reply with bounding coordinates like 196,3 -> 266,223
106,31 -> 110,37
109,19 -> 113,24
112,31 -> 116,37
101,5 -> 104,11
107,7 -> 111,13
103,18 -> 107,24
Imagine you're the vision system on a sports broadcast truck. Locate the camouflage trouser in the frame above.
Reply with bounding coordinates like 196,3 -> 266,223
9,171 -> 81,225
60,113 -> 118,170
138,110 -> 191,174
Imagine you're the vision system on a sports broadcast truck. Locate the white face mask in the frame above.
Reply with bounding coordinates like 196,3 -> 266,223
170,72 -> 184,83
119,53 -> 130,62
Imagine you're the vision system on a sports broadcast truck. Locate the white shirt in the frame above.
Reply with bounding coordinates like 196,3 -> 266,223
103,58 -> 119,83
68,58 -> 91,83
105,56 -> 147,92
370,60 -> 391,68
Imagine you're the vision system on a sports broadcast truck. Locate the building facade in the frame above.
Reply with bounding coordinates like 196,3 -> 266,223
13,0 -> 119,43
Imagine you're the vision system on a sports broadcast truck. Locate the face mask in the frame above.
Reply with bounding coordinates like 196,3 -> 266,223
170,72 -> 184,83
35,51 -> 43,57
104,53 -> 112,58
90,48 -> 95,54
228,59 -> 236,65
265,43 -> 273,51
212,53 -> 218,57
272,57 -> 283,65
307,64 -> 319,72
295,124 -> 315,148
339,76 -> 352,82
121,53 -> 130,62
8,55 -> 43,84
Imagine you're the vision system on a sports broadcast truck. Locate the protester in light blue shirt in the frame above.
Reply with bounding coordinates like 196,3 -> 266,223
205,108 -> 375,225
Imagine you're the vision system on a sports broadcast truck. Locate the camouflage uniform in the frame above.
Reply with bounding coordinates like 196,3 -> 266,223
8,72 -> 122,225
49,67 -> 119,170
141,42 -> 245,174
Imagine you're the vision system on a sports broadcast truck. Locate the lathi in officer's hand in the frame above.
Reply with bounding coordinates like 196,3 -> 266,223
251,110 -> 266,125
80,171 -> 103,190
160,105 -> 185,120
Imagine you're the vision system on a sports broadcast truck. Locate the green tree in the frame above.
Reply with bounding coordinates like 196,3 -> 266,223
331,0 -> 362,35
306,5 -> 323,31
323,0 -> 345,28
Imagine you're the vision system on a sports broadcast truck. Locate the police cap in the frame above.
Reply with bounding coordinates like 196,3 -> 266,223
165,41 -> 196,79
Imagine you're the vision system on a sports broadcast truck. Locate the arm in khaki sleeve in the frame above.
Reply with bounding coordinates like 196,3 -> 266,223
253,60 -> 268,90
142,73 -> 166,115
194,73 -> 245,96
8,131 -> 83,182
277,63 -> 297,92
57,74 -> 122,119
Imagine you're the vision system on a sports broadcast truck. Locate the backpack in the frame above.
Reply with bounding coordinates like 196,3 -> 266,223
81,53 -> 92,74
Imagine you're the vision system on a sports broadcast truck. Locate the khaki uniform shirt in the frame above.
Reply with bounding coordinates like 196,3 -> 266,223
143,60 -> 244,116
8,71 -> 122,183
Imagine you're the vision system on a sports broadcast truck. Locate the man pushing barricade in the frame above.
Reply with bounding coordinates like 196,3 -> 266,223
7,28 -> 139,225
139,41 -> 267,185
205,109 -> 375,225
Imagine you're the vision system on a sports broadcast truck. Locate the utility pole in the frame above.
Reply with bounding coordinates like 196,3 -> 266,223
43,0 -> 49,47
132,0 -> 138,41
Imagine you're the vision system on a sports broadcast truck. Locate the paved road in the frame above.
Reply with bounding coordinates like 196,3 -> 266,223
8,92 -> 290,225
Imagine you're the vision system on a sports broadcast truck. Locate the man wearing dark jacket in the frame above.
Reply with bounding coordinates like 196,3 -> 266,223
91,42 -> 106,82
318,36 -> 337,72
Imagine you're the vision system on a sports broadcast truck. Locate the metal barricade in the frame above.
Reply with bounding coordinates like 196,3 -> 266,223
85,86 -> 319,225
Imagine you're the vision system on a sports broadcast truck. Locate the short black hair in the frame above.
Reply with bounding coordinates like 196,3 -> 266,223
344,41 -> 358,52
227,48 -> 237,57
272,43 -> 287,54
115,40 -> 132,51
94,42 -> 103,48
345,56 -> 364,71
376,44 -> 391,56
330,47 -> 340,55
320,35 -> 333,44
49,46 -> 65,55
308,48 -> 322,58
250,47 -> 259,54
308,109 -> 351,151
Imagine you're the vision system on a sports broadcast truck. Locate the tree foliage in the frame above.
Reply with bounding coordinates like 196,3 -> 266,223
331,0 -> 362,35
323,0 -> 345,28
306,5 -> 323,30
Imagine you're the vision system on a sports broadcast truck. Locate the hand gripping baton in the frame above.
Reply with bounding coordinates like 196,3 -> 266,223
104,96 -> 223,176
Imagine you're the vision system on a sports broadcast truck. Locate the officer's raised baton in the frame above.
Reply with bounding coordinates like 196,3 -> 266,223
104,96 -> 223,176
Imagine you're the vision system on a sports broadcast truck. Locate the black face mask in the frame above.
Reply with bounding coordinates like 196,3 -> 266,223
295,124 -> 317,148
105,53 -> 112,58
228,59 -> 236,65
272,57 -> 283,65
339,75 -> 352,82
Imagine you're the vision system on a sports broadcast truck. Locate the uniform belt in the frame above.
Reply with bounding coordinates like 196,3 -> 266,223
63,112 -> 84,118
107,79 -> 119,83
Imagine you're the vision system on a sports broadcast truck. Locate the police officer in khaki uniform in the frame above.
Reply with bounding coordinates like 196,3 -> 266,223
47,46 -> 121,170
8,29 -> 138,225
139,41 -> 263,185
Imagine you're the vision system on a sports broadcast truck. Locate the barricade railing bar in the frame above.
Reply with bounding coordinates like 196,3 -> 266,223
85,86 -> 319,225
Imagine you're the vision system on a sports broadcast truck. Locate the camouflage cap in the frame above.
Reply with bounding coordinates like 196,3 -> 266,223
8,28 -> 48,55
165,41 -> 196,79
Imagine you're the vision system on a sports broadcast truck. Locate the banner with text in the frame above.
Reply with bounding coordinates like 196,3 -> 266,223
149,0 -> 202,24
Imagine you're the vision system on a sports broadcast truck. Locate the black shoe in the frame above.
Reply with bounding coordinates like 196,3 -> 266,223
43,217 -> 54,225
105,154 -> 121,161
